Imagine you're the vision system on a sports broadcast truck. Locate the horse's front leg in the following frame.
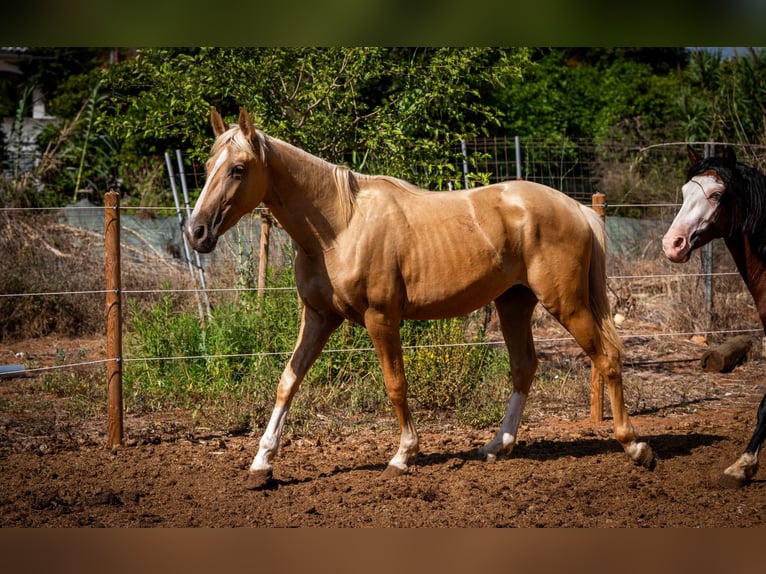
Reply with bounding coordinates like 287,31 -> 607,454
365,309 -> 419,478
246,305 -> 343,490
721,392 -> 766,488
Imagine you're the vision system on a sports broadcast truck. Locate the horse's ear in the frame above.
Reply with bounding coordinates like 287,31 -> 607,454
211,108 -> 227,137
238,107 -> 256,142
687,145 -> 702,166
721,146 -> 737,168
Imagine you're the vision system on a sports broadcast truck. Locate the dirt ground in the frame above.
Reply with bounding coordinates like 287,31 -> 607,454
1,333 -> 766,528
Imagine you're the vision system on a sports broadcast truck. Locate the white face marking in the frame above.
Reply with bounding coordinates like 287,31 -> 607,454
662,174 -> 724,261
190,147 -> 229,220
676,174 -> 723,226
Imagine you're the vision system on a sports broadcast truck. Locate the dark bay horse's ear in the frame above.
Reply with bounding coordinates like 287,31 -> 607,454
238,107 -> 256,142
687,145 -> 702,166
721,146 -> 737,169
211,108 -> 228,137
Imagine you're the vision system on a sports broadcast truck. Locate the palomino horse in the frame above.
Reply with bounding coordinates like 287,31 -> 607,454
186,108 -> 655,489
663,146 -> 766,487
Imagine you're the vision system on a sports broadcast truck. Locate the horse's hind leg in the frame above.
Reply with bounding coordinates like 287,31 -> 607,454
246,304 -> 343,489
479,286 -> 539,461
721,391 -> 766,487
557,306 -> 655,469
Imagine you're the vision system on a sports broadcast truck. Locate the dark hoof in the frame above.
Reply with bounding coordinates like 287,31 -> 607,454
379,464 -> 407,480
719,472 -> 748,489
635,445 -> 657,470
245,469 -> 274,490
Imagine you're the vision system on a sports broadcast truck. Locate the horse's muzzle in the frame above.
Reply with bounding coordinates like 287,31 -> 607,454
186,219 -> 218,253
661,231 -> 692,263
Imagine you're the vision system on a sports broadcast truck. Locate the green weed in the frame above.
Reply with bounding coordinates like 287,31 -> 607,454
124,275 -> 517,433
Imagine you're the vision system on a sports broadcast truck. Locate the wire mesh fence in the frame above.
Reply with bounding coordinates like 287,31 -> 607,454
1,138 -> 764,377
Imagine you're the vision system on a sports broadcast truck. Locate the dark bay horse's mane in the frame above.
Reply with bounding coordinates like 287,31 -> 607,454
688,152 -> 766,262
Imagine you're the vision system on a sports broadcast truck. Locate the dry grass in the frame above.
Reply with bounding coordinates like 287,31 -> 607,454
0,211 -> 195,342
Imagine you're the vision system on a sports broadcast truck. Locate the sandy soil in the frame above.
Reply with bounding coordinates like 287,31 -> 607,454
1,333 -> 765,527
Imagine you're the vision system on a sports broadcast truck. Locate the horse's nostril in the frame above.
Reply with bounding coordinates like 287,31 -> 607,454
213,210 -> 224,229
194,224 -> 207,242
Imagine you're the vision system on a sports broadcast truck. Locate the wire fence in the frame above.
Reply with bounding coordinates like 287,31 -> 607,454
1,198 -> 762,378
2,138 -> 765,379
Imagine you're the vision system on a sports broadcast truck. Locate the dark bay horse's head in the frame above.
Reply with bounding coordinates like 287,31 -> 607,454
186,108 -> 268,253
662,146 -> 736,263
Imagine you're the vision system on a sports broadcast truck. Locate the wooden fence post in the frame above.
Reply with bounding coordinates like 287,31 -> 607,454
590,192 -> 607,422
105,190 -> 123,448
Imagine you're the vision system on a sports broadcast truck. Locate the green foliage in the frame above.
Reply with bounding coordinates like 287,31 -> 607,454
14,46 -> 766,213
4,47 -> 531,205
495,48 -> 685,144
125,276 -> 513,432
681,48 -> 766,147
93,47 -> 529,191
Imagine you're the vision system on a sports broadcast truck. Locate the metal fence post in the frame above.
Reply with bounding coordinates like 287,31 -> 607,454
176,149 -> 212,319
166,152 -> 206,325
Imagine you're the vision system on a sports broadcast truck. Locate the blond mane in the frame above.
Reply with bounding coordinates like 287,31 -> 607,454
213,125 -> 269,165
217,124 -> 361,226
332,165 -> 359,226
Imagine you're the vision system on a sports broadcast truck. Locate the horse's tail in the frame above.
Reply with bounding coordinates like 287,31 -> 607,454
583,206 -> 623,355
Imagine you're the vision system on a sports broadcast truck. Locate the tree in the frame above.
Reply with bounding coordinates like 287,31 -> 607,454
87,47 -> 529,204
493,48 -> 687,144
681,48 -> 766,148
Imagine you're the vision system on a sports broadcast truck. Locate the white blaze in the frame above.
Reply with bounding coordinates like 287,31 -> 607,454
662,175 -> 723,261
190,148 -> 229,221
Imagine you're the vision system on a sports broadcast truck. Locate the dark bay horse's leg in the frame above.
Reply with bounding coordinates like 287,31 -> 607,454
721,391 -> 766,487
479,286 -> 539,460
246,304 -> 343,489
364,308 -> 419,478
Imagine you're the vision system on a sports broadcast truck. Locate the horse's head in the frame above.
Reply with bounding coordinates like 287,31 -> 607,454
662,146 -> 736,263
186,108 -> 268,253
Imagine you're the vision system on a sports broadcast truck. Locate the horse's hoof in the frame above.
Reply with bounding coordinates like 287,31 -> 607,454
380,464 -> 407,480
245,468 -> 273,490
634,443 -> 656,470
481,450 -> 497,463
719,472 -> 748,489
478,443 -> 507,462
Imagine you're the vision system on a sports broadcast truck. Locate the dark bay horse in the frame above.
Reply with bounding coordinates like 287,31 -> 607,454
663,146 -> 766,487
186,108 -> 655,489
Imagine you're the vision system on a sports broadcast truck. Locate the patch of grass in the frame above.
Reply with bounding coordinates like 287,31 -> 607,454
124,277 -> 515,433
41,369 -> 106,419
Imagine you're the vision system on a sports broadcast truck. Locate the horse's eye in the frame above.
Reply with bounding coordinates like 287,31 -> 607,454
230,165 -> 245,179
710,191 -> 722,202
